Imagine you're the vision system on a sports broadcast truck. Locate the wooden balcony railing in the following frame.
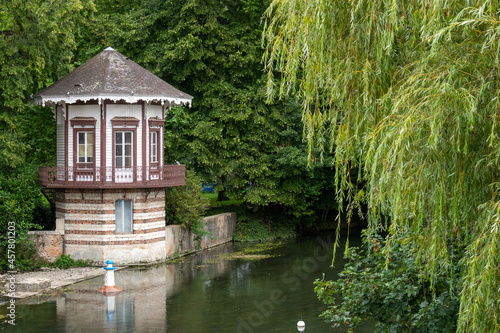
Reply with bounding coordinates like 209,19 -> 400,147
38,165 -> 185,189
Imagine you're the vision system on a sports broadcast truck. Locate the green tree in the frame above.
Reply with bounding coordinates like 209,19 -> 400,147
0,0 -> 94,167
263,0 -> 500,331
104,0 -> 338,222
165,169 -> 208,227
0,0 -> 95,268
315,232 -> 462,332
108,0 -> 278,198
165,169 -> 210,249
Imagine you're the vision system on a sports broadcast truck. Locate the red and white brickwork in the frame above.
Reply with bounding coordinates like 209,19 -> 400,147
55,188 -> 167,264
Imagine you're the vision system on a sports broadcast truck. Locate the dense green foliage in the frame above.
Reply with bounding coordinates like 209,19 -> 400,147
0,0 -> 95,269
1,0 -> 341,272
263,0 -> 500,331
0,236 -> 43,271
209,204 -> 296,242
315,232 -> 462,332
165,169 -> 208,227
101,0 -> 339,222
0,0 -> 94,168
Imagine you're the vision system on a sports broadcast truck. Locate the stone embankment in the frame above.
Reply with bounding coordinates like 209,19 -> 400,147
1,213 -> 236,299
0,267 -> 116,299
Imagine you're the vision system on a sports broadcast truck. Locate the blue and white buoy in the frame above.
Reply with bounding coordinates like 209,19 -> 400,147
99,260 -> 122,294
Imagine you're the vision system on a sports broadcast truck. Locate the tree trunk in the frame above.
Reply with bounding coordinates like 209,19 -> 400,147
217,188 -> 229,202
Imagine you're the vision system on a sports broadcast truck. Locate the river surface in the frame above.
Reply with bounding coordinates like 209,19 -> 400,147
1,232 -> 375,332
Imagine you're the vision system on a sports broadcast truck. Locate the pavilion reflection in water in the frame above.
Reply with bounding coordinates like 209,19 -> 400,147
42,244 -> 235,332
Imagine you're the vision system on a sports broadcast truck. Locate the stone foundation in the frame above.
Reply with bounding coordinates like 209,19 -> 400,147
54,188 -> 166,264
29,212 -> 236,265
65,240 -> 167,265
16,279 -> 51,292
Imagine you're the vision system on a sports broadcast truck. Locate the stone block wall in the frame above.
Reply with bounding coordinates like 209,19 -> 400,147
27,219 -> 65,262
165,212 -> 236,258
28,232 -> 64,263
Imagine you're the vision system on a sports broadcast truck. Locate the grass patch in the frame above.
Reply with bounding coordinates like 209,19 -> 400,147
200,191 -> 242,207
234,216 -> 295,242
203,241 -> 286,263
166,256 -> 186,264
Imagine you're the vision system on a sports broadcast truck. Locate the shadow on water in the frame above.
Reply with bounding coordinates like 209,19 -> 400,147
0,231 -> 375,332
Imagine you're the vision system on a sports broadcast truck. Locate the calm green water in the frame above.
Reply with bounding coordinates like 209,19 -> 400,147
1,233 -> 375,332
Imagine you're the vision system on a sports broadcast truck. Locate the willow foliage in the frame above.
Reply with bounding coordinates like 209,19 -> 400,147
263,1 -> 500,331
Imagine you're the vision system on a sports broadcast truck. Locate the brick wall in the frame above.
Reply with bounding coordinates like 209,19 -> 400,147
53,188 -> 167,264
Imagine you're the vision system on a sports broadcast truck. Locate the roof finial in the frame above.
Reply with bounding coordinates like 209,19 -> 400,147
104,46 -> 115,51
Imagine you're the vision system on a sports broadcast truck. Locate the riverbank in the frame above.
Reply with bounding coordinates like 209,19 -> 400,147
0,267 -> 126,299
0,235 -> 350,332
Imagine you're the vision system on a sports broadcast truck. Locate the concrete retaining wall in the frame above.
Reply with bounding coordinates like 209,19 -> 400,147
28,212 -> 236,264
165,212 -> 236,258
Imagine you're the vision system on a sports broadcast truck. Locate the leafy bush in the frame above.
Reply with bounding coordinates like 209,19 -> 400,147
314,231 -> 462,333
228,205 -> 295,242
165,169 -> 210,248
0,239 -> 42,272
53,254 -> 92,269
165,169 -> 208,227
0,238 -> 57,272
0,164 -> 44,267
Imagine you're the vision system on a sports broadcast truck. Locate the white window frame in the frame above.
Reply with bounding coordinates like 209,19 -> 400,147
115,199 -> 133,233
150,131 -> 158,163
77,131 -> 94,163
115,131 -> 133,168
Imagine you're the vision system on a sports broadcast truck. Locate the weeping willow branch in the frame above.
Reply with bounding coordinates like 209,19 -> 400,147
263,1 -> 500,332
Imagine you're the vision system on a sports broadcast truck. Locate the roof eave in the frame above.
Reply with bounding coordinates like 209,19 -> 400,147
30,94 -> 193,107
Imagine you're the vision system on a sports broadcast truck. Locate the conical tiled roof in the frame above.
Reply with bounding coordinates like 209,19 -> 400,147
31,47 -> 192,106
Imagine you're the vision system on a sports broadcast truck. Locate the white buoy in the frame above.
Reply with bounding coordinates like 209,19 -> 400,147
297,318 -> 305,332
99,260 -> 122,295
